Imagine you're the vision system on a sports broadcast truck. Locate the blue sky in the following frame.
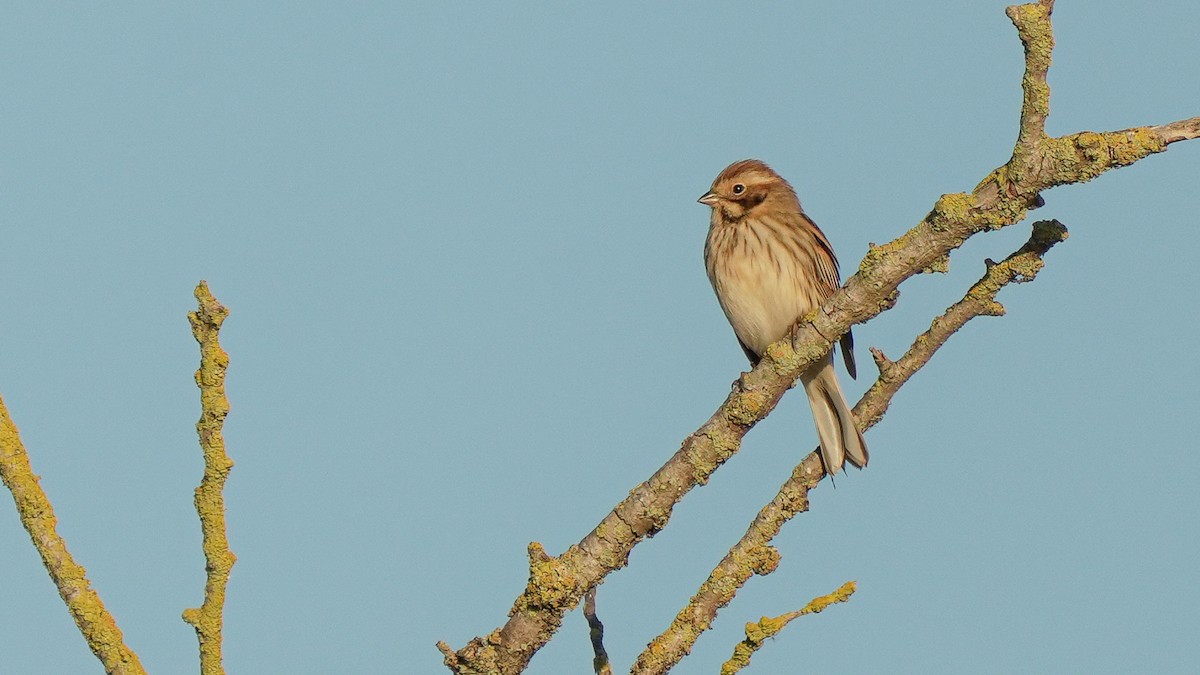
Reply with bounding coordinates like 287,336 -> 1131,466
2,2 -> 1197,673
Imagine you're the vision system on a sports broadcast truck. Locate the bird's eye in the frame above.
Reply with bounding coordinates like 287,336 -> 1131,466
732,184 -> 745,195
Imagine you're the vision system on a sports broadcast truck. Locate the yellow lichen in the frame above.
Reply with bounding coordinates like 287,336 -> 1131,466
931,192 -> 974,226
725,389 -> 768,426
743,545 -> 781,576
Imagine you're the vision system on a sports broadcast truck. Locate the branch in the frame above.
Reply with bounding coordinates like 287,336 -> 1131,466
859,220 -> 1069,426
631,220 -> 1069,674
718,582 -> 857,675
441,1 -> 1198,670
1008,0 -> 1054,156
584,587 -> 614,675
1151,117 -> 1200,145
0,412 -> 146,671
181,281 -> 237,675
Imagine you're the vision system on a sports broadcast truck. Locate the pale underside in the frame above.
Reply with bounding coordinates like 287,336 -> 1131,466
705,211 -> 837,357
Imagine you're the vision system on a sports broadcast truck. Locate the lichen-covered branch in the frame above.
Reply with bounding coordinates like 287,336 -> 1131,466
441,1 -> 1197,671
0,412 -> 146,672
1007,0 -> 1054,160
631,220 -> 1069,675
441,389 -> 794,675
860,220 -> 1068,425
181,281 -> 237,675
718,582 -> 857,675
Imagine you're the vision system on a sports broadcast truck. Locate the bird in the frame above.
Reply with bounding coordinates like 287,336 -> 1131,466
699,159 -> 868,476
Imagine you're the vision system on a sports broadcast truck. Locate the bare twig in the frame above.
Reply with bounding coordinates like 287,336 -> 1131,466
719,582 -> 857,675
181,281 -> 237,675
631,221 -> 1069,674
1151,117 -> 1200,144
584,587 -> 614,675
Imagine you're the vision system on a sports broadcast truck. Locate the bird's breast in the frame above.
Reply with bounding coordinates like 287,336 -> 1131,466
705,219 -> 827,356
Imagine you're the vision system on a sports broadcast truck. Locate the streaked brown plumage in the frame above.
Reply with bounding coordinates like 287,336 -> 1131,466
700,159 -> 868,475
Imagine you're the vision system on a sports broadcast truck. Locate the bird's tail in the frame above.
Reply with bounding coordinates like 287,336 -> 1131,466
800,355 -> 868,476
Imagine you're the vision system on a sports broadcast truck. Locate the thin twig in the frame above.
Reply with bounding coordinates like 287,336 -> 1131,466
719,582 -> 857,675
1151,116 -> 1200,144
584,587 -> 614,675
181,281 -> 237,675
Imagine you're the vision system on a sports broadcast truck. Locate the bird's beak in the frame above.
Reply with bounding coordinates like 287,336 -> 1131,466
698,192 -> 719,206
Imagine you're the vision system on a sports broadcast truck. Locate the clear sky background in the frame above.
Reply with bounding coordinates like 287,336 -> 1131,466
2,2 -> 1197,674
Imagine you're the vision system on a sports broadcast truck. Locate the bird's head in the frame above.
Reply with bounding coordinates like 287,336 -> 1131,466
698,159 -> 799,223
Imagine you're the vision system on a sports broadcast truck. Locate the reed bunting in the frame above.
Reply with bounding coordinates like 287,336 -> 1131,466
700,159 -> 867,475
